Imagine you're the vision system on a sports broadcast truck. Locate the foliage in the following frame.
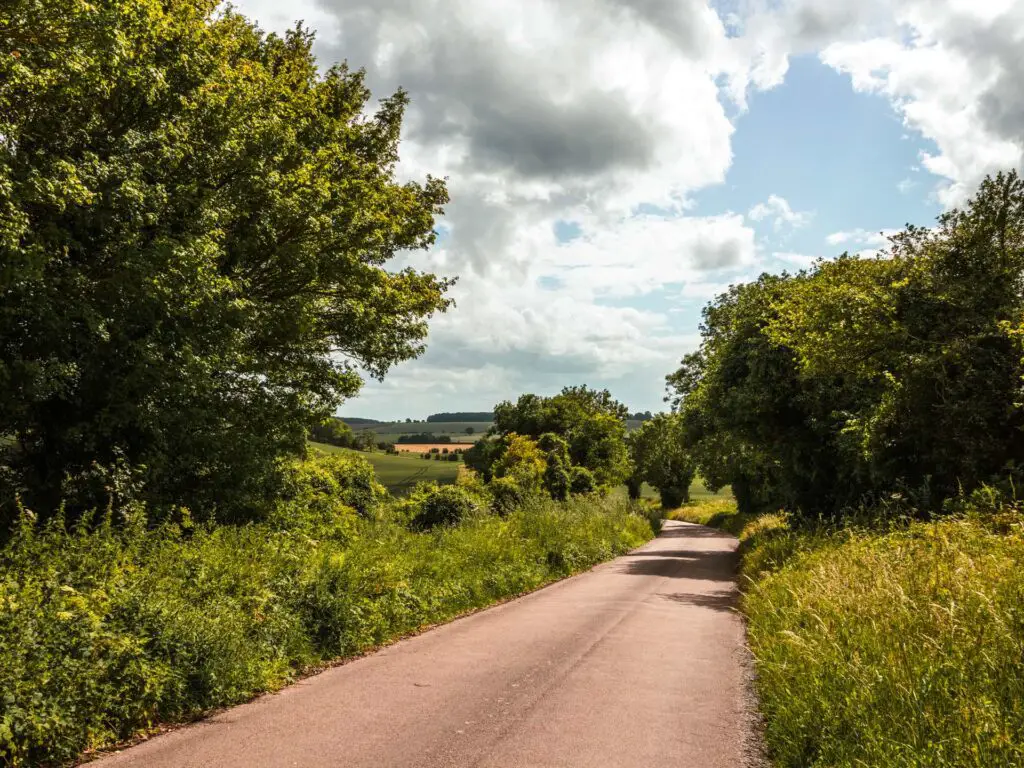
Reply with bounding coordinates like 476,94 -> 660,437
396,434 -> 452,444
679,495 -> 1024,768
0,0 -> 451,525
272,453 -> 386,537
309,419 -> 357,450
569,466 -> 597,495
669,172 -> 1024,519
0,486 -> 653,766
628,414 -> 695,509
408,484 -> 479,530
463,438 -> 507,483
492,434 -> 546,489
539,433 -> 572,501
489,386 -> 631,488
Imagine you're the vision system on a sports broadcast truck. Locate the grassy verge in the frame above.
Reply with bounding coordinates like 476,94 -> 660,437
0,495 -> 652,766
673,499 -> 1024,767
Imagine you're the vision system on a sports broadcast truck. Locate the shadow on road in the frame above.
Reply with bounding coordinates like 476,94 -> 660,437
616,549 -> 737,580
658,589 -> 738,614
660,523 -> 733,540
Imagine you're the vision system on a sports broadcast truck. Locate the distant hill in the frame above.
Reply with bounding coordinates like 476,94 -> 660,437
341,417 -> 384,426
426,412 -> 495,423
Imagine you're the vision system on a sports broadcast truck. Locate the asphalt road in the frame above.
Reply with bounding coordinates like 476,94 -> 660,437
94,520 -> 761,768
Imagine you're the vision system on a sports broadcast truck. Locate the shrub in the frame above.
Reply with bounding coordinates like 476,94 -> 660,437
657,485 -> 688,509
569,466 -> 596,495
493,434 -> 547,490
409,485 -> 480,531
0,495 -> 654,765
490,476 -> 528,516
273,453 -> 386,535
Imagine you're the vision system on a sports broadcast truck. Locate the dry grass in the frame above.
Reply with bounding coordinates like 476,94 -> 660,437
683,497 -> 1024,767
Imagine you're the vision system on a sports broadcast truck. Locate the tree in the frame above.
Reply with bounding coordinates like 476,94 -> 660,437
491,386 -> 631,487
465,426 -> 475,435
0,1 -> 451,523
628,414 -> 695,508
669,171 -> 1024,519
310,418 -> 356,449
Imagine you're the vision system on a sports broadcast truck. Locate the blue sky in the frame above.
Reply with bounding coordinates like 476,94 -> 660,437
234,0 -> 1022,420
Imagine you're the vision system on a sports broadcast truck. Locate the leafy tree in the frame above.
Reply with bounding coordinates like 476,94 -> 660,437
569,467 -> 597,495
538,432 -> 572,501
0,1 -> 451,523
465,427 -> 475,435
492,434 -> 547,491
628,414 -> 695,509
310,418 -> 356,449
669,171 -> 1024,519
668,275 -> 809,516
491,386 -> 631,487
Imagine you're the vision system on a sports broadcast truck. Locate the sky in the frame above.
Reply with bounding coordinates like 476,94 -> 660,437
231,0 -> 1024,420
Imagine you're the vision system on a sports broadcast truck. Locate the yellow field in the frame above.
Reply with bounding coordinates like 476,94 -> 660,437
395,443 -> 468,454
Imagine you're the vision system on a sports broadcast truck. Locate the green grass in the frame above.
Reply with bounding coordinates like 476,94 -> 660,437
676,498 -> 1024,767
0,491 -> 653,766
310,442 -> 460,496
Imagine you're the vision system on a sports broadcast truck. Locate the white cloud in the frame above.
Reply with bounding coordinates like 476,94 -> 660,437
229,0 -> 757,414
772,251 -> 820,269
825,228 -> 897,248
727,0 -> 1024,208
748,194 -> 813,232
226,0 -> 1024,415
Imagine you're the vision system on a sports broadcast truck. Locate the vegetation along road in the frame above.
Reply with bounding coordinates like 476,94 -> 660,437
94,520 -> 759,768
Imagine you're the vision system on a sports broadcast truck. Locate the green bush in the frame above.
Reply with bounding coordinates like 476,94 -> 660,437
0,491 -> 653,766
271,452 -> 386,538
409,485 -> 480,531
569,466 -> 596,495
490,476 -> 528,516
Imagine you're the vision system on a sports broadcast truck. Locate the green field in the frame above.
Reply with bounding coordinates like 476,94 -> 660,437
311,442 -> 460,495
345,421 -> 489,444
313,442 -> 731,503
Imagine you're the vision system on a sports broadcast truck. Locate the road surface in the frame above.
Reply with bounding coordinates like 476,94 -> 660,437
94,520 -> 762,767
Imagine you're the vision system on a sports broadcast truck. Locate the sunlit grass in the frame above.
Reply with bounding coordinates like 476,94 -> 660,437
683,499 -> 1024,767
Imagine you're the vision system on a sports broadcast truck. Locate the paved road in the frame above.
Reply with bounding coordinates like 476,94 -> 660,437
95,520 -> 760,768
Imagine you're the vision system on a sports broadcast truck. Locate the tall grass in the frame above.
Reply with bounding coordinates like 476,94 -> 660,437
677,499 -> 1024,767
0,496 -> 652,766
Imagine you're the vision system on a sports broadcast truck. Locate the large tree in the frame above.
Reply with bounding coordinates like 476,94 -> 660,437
485,386 -> 631,488
627,414 -> 695,508
669,172 -> 1024,519
0,0 -> 451,522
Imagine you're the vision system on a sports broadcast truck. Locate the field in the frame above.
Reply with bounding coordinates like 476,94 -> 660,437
345,421 -> 489,444
344,419 -> 651,445
393,443 -> 469,454
313,441 -> 732,503
310,442 -> 460,495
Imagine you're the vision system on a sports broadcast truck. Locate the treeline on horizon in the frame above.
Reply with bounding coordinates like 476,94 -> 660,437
669,171 -> 1024,521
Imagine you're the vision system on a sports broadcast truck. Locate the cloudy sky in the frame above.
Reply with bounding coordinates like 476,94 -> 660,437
233,0 -> 1024,420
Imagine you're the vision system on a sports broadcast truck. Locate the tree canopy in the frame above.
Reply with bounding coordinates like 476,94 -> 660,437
489,386 -> 631,487
669,171 -> 1024,519
0,0 -> 451,523
628,414 -> 695,508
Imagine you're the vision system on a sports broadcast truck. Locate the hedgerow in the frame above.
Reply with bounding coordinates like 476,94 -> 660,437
0,474 -> 652,766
